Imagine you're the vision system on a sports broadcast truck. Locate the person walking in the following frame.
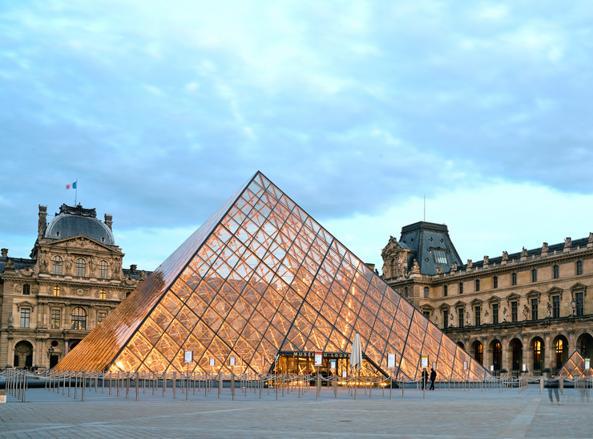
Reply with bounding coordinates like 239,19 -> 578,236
421,368 -> 428,390
429,367 -> 437,390
546,372 -> 560,404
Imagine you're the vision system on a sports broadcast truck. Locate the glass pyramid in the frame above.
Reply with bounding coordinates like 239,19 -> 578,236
56,171 -> 489,381
560,351 -> 592,379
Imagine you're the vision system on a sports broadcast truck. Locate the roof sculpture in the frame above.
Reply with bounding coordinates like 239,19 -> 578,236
56,172 -> 489,381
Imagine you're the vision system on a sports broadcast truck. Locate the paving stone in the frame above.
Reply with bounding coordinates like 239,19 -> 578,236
0,386 -> 591,438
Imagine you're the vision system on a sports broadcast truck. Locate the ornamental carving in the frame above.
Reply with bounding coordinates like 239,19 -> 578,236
381,236 -> 411,280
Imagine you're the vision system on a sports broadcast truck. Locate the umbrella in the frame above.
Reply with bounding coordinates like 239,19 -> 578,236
350,332 -> 363,371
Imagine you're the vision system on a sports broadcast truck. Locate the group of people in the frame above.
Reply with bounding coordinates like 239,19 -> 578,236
421,367 -> 437,390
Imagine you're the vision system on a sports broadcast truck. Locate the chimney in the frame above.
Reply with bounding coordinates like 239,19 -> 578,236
104,213 -> 113,230
564,237 -> 572,252
130,264 -> 137,273
38,205 -> 47,239
1,248 -> 7,257
541,242 -> 549,256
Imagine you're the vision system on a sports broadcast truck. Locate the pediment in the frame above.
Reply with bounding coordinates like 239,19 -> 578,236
506,292 -> 521,301
46,236 -> 121,254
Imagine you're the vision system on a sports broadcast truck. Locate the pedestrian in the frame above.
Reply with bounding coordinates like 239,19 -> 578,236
546,373 -> 560,404
421,368 -> 428,390
430,367 -> 437,390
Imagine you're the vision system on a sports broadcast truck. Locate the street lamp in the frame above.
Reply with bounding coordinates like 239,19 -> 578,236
47,346 -> 54,369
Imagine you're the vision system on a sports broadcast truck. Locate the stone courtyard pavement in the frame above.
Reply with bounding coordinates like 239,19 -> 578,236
1,386 -> 592,438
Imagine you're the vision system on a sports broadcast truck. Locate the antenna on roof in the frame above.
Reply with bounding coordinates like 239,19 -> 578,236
423,195 -> 426,221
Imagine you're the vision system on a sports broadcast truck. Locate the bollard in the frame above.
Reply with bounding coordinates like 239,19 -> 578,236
173,372 -> 177,400
81,372 -> 85,402
231,373 -> 235,401
218,373 -> 222,400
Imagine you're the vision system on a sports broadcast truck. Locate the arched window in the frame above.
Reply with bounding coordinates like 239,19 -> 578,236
22,284 -> 30,295
553,336 -> 568,370
52,256 -> 63,275
576,260 -> 583,276
71,307 -> 87,331
491,340 -> 502,372
52,285 -> 60,297
552,264 -> 559,279
99,260 -> 108,279
99,290 -> 107,300
532,338 -> 544,372
472,341 -> 484,365
76,258 -> 86,277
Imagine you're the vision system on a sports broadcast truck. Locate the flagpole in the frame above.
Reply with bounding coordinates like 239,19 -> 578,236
75,179 -> 78,205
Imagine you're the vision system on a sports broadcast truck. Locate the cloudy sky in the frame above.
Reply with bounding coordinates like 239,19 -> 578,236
1,1 -> 593,270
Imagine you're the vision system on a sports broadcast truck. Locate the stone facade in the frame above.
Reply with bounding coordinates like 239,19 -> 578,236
0,204 -> 147,370
382,221 -> 593,375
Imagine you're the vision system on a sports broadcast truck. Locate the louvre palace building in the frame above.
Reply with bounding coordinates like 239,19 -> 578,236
0,204 -> 148,370
381,221 -> 593,375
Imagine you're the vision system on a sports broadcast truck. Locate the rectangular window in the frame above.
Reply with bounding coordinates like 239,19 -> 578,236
423,287 -> 429,298
531,298 -> 538,321
576,260 -> 583,276
531,269 -> 538,282
433,249 -> 448,264
22,284 -> 30,295
443,285 -> 448,297
475,305 -> 481,327
475,279 -> 480,292
492,303 -> 499,324
493,276 -> 498,289
458,308 -> 465,328
511,301 -> 518,322
51,308 -> 61,329
20,308 -> 31,328
459,282 -> 464,294
575,292 -> 584,317
553,265 -> 559,279
511,272 -> 517,286
443,310 -> 449,329
552,295 -> 560,318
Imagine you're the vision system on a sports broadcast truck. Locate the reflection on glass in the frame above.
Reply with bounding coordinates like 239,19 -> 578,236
55,172 -> 489,381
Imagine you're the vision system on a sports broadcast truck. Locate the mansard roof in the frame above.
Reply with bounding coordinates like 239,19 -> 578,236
398,221 -> 462,276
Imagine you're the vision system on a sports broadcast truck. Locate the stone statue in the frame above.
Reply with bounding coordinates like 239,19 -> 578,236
571,299 -> 576,317
547,301 -> 552,318
522,304 -> 529,320
502,307 -> 508,322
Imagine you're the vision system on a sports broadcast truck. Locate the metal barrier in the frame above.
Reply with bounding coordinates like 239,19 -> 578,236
0,369 -> 583,404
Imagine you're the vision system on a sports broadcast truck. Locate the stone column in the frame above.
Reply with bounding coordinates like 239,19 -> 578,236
485,338 -> 493,371
523,336 -> 533,374
544,333 -> 553,371
502,337 -> 512,372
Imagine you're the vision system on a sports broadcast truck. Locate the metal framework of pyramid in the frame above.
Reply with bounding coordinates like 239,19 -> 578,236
56,171 -> 489,381
560,351 -> 592,379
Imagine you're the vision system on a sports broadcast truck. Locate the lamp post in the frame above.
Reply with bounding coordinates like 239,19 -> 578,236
47,346 -> 54,369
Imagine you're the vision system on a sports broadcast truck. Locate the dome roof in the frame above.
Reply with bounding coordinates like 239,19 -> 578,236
44,204 -> 115,245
